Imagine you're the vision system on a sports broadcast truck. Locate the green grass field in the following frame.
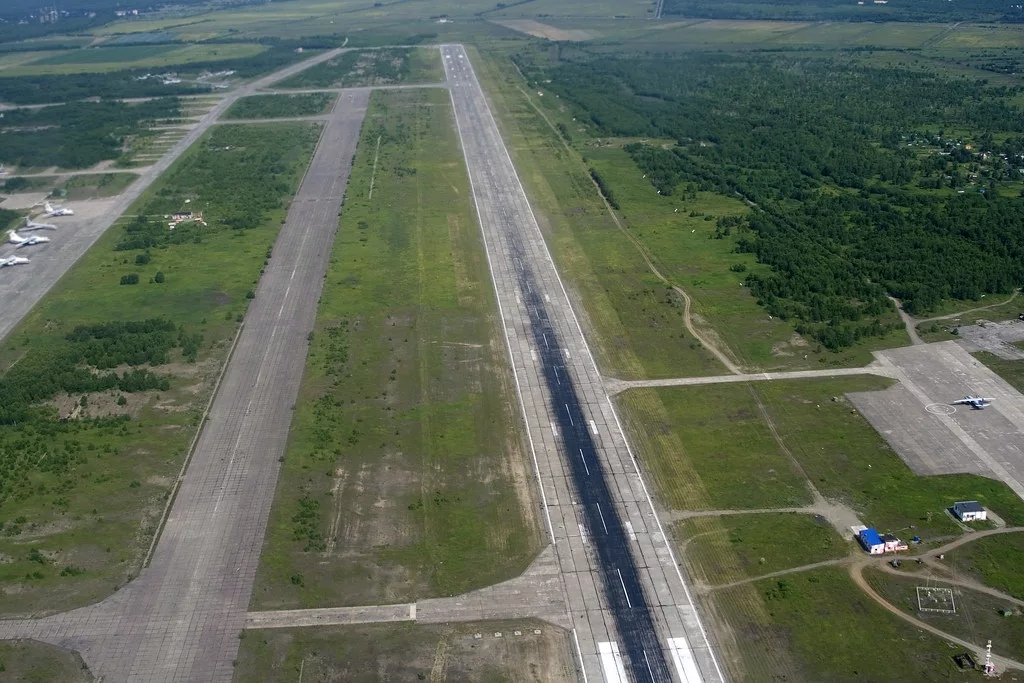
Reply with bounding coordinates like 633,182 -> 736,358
9,43 -> 266,76
277,47 -> 443,89
943,531 -> 1024,601
673,512 -> 850,586
222,92 -> 336,120
249,88 -> 540,611
708,566 -> 964,682
234,621 -> 574,682
0,640 -> 93,682
865,567 -> 1024,663
0,123 -> 321,616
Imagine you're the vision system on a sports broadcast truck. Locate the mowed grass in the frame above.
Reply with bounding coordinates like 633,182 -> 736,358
619,385 -> 813,511
865,568 -> 1024,661
0,639 -> 93,682
0,123 -> 321,616
673,513 -> 850,587
709,566 -> 962,682
277,47 -> 443,89
944,531 -> 1024,601
973,351 -> 1024,396
250,88 -> 540,611
234,621 -> 575,683
222,92 -> 336,120
10,43 -> 266,76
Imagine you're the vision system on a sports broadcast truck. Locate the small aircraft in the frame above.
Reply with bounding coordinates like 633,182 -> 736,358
0,255 -> 29,267
22,216 -> 57,231
43,201 -> 73,217
8,230 -> 50,248
953,396 -> 995,410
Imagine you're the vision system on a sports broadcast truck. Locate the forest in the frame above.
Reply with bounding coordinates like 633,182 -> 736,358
523,50 -> 1024,349
662,0 -> 1024,23
0,98 -> 181,169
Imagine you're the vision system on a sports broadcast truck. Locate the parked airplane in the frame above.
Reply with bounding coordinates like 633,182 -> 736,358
43,201 -> 73,216
22,216 -> 57,231
0,255 -> 29,267
8,230 -> 50,247
953,396 -> 995,410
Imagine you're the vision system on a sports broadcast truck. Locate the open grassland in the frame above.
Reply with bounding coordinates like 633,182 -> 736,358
917,297 -> 1024,343
944,532 -> 1024,601
674,513 -> 849,586
234,620 -> 575,683
708,566 -> 963,682
471,45 -> 729,379
975,351 -> 1024,396
0,122 -> 321,616
250,88 -> 540,611
0,639 -> 93,682
222,92 -> 336,120
619,385 -> 812,510
278,47 -> 443,89
4,173 -> 140,201
865,567 -> 1024,663
9,43 -> 267,76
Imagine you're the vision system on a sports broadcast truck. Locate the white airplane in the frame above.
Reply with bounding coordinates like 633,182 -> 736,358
8,230 -> 50,248
953,395 -> 995,410
0,255 -> 29,267
43,201 -> 73,217
22,216 -> 57,231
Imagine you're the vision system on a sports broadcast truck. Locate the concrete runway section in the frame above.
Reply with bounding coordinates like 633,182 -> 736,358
442,44 -> 724,683
850,341 -> 1024,500
0,46 -> 346,345
0,89 -> 370,682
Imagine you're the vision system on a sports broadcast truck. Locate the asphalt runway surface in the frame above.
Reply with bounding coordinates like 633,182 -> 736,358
0,86 -> 370,681
851,341 -> 1024,500
0,47 -> 345,345
442,44 -> 724,683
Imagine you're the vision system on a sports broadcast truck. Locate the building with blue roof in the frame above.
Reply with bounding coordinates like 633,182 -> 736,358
859,528 -> 885,554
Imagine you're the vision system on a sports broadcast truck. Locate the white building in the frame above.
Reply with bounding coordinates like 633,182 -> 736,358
953,501 -> 987,522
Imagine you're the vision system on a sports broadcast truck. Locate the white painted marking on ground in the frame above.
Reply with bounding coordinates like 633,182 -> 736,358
579,523 -> 589,545
578,448 -> 590,475
530,348 -> 537,361
564,348 -> 571,359
543,333 -> 549,349
572,630 -> 590,683
409,604 -> 417,620
589,419 -> 598,436
551,422 -> 558,437
598,642 -> 628,683
565,404 -> 574,426
667,637 -> 703,683
616,568 -> 632,608
596,502 -> 609,534
625,521 -> 637,541
554,366 -> 560,384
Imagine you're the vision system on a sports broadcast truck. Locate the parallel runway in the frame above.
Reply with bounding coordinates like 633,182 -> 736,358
441,45 -> 725,683
0,88 -> 370,681
0,47 -> 346,344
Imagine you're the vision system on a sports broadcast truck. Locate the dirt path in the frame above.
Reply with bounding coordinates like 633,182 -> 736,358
916,289 -> 1021,325
849,560 -> 1024,672
888,296 -> 924,346
604,364 -> 896,394
513,84 -> 744,376
699,557 -> 851,593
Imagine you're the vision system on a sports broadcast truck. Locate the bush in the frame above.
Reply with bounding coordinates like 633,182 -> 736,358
154,270 -> 165,283
119,273 -> 139,285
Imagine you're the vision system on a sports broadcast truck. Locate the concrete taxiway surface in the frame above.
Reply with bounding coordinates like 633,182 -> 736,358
442,44 -> 724,683
0,47 -> 346,345
0,86 -> 370,681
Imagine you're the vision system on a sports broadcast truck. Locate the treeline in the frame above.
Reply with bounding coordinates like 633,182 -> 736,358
536,51 -> 1024,348
662,0 -> 1024,23
0,97 -> 180,169
0,317 -> 204,424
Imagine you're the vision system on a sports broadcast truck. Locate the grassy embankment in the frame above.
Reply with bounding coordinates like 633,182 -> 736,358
0,639 -> 93,682
276,46 -> 443,89
249,87 -> 540,611
221,92 -> 337,120
0,122 -> 321,616
234,620 -> 574,683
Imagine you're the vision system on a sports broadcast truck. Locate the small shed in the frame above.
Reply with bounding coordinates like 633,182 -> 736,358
953,501 -> 987,522
881,534 -> 908,553
859,528 -> 884,554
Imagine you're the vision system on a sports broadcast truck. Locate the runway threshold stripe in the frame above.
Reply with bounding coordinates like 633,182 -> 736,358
668,637 -> 703,683
598,641 -> 628,683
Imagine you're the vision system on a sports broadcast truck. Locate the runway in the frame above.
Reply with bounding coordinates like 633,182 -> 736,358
441,45 -> 725,683
0,47 -> 346,345
0,87 -> 370,681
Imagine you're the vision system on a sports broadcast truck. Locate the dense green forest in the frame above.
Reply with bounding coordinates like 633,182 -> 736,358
0,98 -> 180,169
662,0 -> 1024,23
521,50 -> 1024,349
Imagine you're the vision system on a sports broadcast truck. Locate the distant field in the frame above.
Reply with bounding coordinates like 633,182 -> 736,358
0,640 -> 92,682
234,621 -> 574,682
250,88 -> 539,611
278,47 -> 443,89
222,92 -> 336,120
3,172 -> 139,200
0,122 -> 321,616
9,42 -> 266,76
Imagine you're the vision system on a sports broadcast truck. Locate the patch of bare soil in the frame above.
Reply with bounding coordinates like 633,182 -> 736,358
491,19 -> 597,41
47,390 -> 151,420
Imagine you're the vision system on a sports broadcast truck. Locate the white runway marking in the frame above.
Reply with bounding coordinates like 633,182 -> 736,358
598,642 -> 628,683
